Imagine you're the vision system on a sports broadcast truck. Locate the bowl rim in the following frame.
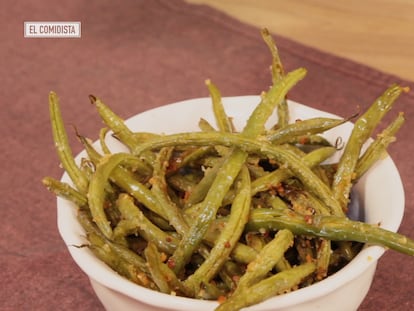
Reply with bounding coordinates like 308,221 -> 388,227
57,95 -> 405,310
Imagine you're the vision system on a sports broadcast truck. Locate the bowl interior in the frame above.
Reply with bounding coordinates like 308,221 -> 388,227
57,96 -> 405,310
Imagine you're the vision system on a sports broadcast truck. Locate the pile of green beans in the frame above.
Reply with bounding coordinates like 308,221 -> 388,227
43,29 -> 413,311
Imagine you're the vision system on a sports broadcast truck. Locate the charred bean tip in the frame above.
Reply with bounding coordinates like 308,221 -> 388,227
89,94 -> 97,104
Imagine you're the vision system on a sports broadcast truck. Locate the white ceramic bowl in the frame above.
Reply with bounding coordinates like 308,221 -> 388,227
57,96 -> 405,311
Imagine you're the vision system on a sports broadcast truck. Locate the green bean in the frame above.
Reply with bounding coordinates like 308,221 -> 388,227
113,194 -> 178,254
355,112 -> 405,179
282,186 -> 331,216
166,174 -> 197,196
88,152 -> 141,238
180,150 -> 231,208
246,160 -> 267,179
245,232 -> 267,252
198,117 -> 217,132
78,157 -> 95,181
77,209 -> 156,289
144,211 -> 175,231
337,241 -> 358,262
171,146 -> 216,172
275,255 -> 292,272
219,261 -> 243,291
88,230 -> 149,286
132,132 -> 161,144
332,85 -> 407,210
171,196 -> 260,266
79,135 -> 165,221
279,184 -> 332,277
247,208 -> 414,256
201,219 -> 259,264
292,134 -> 334,147
196,280 -> 227,300
251,146 -> 336,196
89,95 -> 138,151
49,91 -> 88,193
150,149 -> 232,275
206,79 -> 233,133
265,194 -> 290,210
113,167 -> 165,217
236,229 -> 294,290
184,156 -> 226,207
261,28 -> 289,128
167,68 -> 307,274
242,67 -> 306,138
216,262 -> 316,311
261,28 -> 285,84
144,242 -> 176,294
315,239 -> 331,280
168,149 -> 248,273
266,117 -> 348,144
104,238 -> 152,282
78,133 -> 153,179
184,166 -> 251,292
133,131 -> 343,216
42,176 -> 88,207
78,210 -> 151,274
99,127 -> 111,154
150,147 -> 189,235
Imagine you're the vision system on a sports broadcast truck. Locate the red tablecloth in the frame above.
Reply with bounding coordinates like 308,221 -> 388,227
1,0 -> 413,310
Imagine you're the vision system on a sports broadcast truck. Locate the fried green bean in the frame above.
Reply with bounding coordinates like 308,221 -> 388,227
77,209 -> 156,289
144,242 -> 177,294
184,156 -> 226,207
114,193 -> 178,254
79,133 -> 153,179
132,131 -> 343,216
288,202 -> 332,274
216,262 -> 316,311
88,152 -> 141,238
42,176 -> 88,207
332,85 -> 407,210
206,79 -> 233,133
89,95 -> 138,151
292,134 -> 334,147
150,147 -> 189,235
99,127 -> 111,154
171,146 -> 215,172
247,208 -> 414,256
261,28 -> 289,128
167,68 -> 307,274
49,91 -> 89,193
242,67 -> 306,138
198,117 -> 217,132
261,28 -> 285,84
184,166 -> 251,293
251,146 -> 336,196
266,117 -> 349,144
87,230 -> 150,287
79,135 -> 164,219
315,238 -> 331,280
355,112 -> 405,179
168,149 -> 248,273
281,186 -> 331,216
112,168 -> 165,219
236,229 -> 294,290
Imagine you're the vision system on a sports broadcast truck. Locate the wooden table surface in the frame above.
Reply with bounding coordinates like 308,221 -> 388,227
186,0 -> 414,81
